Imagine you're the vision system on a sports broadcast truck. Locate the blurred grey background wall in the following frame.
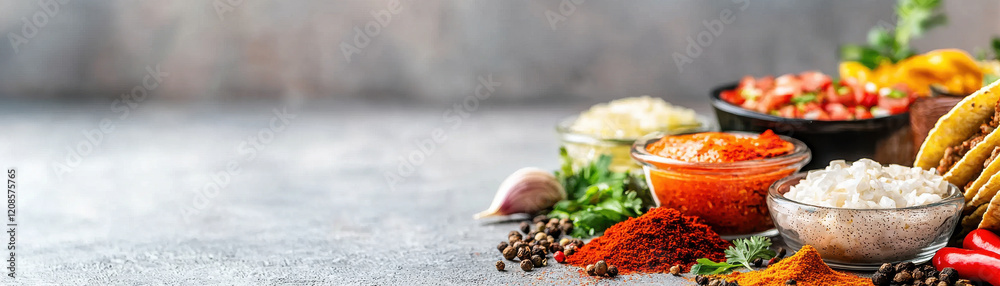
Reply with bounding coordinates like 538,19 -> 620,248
0,0 -> 998,105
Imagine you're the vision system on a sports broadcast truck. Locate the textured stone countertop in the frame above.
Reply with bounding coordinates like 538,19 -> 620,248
2,100 -> 857,285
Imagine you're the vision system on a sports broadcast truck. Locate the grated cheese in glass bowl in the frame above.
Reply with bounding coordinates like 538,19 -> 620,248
557,96 -> 713,172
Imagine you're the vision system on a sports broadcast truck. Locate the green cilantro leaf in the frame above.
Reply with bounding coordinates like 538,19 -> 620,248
691,236 -> 777,274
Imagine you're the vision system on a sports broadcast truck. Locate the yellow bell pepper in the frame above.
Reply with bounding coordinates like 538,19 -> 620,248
839,49 -> 983,96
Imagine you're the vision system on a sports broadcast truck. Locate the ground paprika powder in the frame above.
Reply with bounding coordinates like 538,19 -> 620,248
566,207 -> 729,273
720,245 -> 873,286
634,130 -> 809,235
645,130 -> 794,163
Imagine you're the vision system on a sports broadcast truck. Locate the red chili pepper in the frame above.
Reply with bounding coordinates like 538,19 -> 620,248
933,247 -> 1000,285
964,229 -> 1000,256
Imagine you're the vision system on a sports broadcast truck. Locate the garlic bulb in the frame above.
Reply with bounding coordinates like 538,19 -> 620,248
474,167 -> 566,219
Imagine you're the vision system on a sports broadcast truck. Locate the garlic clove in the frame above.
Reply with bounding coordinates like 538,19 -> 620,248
474,167 -> 566,219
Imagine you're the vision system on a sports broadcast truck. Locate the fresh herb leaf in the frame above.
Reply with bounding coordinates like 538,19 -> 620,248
690,258 -> 742,275
550,147 -> 648,237
841,0 -> 946,69
691,236 -> 777,274
886,89 -> 907,99
986,73 -> 1000,87
992,37 -> 1000,60
790,93 -> 818,104
725,236 -> 777,270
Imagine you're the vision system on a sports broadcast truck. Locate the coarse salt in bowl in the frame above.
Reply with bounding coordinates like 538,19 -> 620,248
767,159 -> 963,270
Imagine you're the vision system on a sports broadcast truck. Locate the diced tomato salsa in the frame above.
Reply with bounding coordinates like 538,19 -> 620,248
719,71 -> 915,120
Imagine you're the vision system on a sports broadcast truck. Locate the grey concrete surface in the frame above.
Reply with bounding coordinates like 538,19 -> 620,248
1,100 -> 864,285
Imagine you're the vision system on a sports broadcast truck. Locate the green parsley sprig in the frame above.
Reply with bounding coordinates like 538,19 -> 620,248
547,148 -> 651,237
691,236 -> 778,275
840,0 -> 947,69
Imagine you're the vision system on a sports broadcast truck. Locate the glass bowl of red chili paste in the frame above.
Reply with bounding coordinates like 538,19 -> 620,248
630,130 -> 810,238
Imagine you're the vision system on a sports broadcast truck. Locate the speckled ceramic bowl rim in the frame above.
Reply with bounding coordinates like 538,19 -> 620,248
769,172 -> 964,211
630,131 -> 811,170
556,114 -> 716,146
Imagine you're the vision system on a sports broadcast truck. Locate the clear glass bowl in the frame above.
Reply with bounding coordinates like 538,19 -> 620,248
630,131 -> 810,238
557,114 -> 715,173
768,173 -> 964,270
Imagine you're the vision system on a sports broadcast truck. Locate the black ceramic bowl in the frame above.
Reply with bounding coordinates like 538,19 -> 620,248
710,83 -> 912,170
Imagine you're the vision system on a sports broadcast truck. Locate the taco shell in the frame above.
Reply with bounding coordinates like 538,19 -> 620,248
914,79 -> 1000,169
970,163 -> 1000,207
964,148 -> 1000,201
944,132 -> 1000,188
963,203 -> 990,233
979,191 -> 1000,232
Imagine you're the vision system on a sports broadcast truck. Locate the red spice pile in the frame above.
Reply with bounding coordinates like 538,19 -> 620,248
566,207 -> 730,273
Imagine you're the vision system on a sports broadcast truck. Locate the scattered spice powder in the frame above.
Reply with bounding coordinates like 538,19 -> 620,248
566,207 -> 729,274
720,245 -> 873,286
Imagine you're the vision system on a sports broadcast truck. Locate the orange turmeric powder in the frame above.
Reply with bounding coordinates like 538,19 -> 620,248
719,245 -> 873,286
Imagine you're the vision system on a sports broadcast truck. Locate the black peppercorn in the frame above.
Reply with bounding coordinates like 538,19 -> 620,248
708,279 -> 722,286
533,215 -> 548,224
495,261 -> 505,271
511,241 -> 523,250
517,248 -> 531,261
549,244 -> 563,253
785,279 -> 796,285
572,239 -> 585,248
895,262 -> 914,273
920,264 -> 935,273
912,269 -> 925,280
752,258 -> 763,267
669,265 -> 681,276
545,226 -> 561,239
560,222 -> 574,234
894,271 -> 912,283
955,279 -> 972,286
936,281 -> 949,286
871,272 -> 891,286
508,235 -> 520,244
520,260 -> 533,271
520,221 -> 531,234
925,270 -> 938,280
938,267 -> 958,284
913,281 -> 926,286
509,231 -> 522,239
877,263 -> 894,274
564,246 -> 575,256
503,246 -> 517,261
546,221 -> 558,231
532,247 -> 545,257
594,260 -> 608,276
585,264 -> 596,276
522,235 -> 533,244
695,275 -> 709,285
924,277 -> 938,285
539,239 -> 551,249
497,241 -> 509,254
607,265 -> 618,277
531,255 -> 543,267
776,247 -> 786,258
